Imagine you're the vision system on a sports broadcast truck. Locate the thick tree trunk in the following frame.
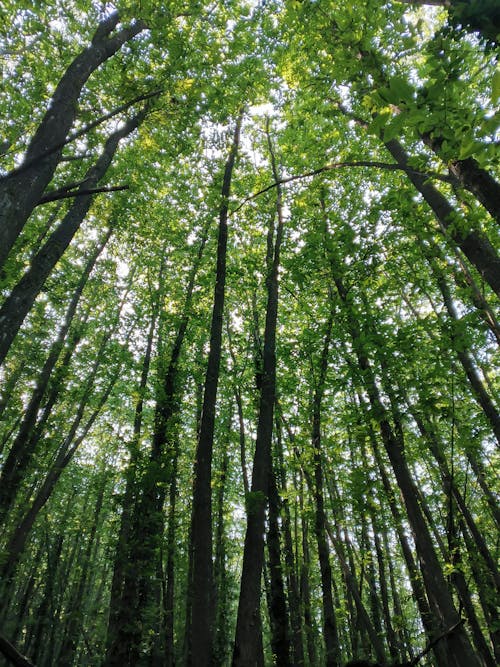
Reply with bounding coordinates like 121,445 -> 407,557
0,111 -> 145,366
0,12 -> 145,270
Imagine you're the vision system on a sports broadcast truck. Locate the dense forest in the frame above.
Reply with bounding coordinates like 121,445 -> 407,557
0,1 -> 499,666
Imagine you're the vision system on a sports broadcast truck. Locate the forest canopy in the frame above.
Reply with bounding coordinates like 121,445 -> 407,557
0,1 -> 499,666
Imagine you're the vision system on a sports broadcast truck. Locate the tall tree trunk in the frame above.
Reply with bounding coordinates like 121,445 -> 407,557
57,474 -> 108,665
105,225 -> 210,667
0,12 -> 145,270
233,119 -> 284,666
1,345 -> 122,583
324,221 -> 481,666
213,419 -> 231,667
310,304 -> 341,667
275,416 -> 305,666
104,269 -> 161,665
382,136 -> 500,297
189,111 -> 242,666
266,466 -> 291,666
421,132 -> 500,227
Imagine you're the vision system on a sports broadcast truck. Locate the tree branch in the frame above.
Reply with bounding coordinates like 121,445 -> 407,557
0,632 -> 35,667
410,619 -> 465,666
232,160 -> 454,213
36,184 -> 129,206
1,89 -> 161,180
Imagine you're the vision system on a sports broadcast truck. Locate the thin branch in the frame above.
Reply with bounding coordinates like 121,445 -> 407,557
0,632 -> 35,667
36,184 -> 129,206
231,160 -> 454,213
1,89 -> 161,180
410,619 -> 465,666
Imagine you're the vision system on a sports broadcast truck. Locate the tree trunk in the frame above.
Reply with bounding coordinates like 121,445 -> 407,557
382,136 -> 500,297
0,228 -> 111,525
0,12 -> 145,270
189,111 -> 242,666
266,466 -> 291,666
0,110 -> 145,366
233,119 -> 283,667
324,222 -> 481,666
310,306 -> 341,667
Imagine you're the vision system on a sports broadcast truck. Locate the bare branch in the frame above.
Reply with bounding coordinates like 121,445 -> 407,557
36,184 -> 129,206
232,160 -> 454,213
0,632 -> 35,667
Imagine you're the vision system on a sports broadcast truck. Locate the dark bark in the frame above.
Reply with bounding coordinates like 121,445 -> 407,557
105,226 -> 209,667
0,110 -> 145,366
449,157 -> 500,227
266,467 -> 292,666
324,225 -> 480,667
0,632 -> 35,667
436,273 -> 500,447
0,12 -> 146,270
323,474 -> 387,665
1,344 -> 121,583
233,119 -> 283,667
276,418 -> 305,666
189,111 -> 242,666
0,228 -> 111,526
213,427 -> 230,667
310,306 -> 341,667
104,278 -> 160,666
383,137 -> 500,297
299,476 -> 317,667
57,475 -> 107,665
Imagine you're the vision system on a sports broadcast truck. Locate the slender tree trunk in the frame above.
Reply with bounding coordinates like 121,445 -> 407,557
213,423 -> 230,667
324,222 -> 480,666
310,305 -> 341,667
0,11 -> 145,270
104,275 -> 160,664
0,227 -> 111,525
382,136 -> 500,296
1,350 -> 121,583
189,111 -> 242,666
105,225 -> 210,667
233,119 -> 284,666
57,474 -> 108,665
299,473 -> 317,667
266,466 -> 291,666
276,417 -> 305,666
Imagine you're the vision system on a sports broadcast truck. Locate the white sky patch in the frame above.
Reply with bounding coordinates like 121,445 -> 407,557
116,259 -> 129,278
